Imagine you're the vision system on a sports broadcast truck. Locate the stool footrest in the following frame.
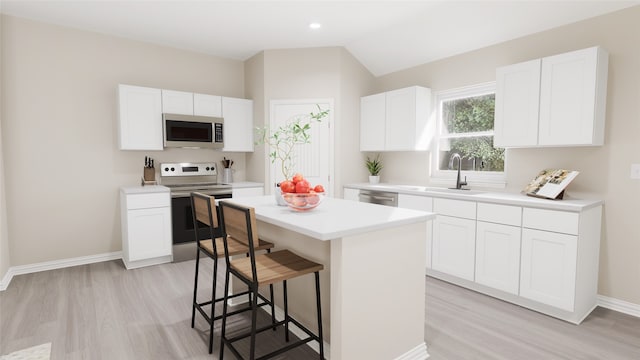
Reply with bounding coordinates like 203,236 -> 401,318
224,314 -> 322,360
195,296 -> 272,325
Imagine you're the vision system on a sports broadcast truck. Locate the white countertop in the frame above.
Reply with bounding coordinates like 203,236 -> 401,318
120,185 -> 170,194
231,181 -> 264,189
345,183 -> 603,212
221,195 -> 435,241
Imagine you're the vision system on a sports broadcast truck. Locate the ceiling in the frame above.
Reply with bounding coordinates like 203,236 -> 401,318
2,1 -> 638,76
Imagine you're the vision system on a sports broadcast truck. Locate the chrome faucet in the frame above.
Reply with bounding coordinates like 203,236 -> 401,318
448,153 -> 468,190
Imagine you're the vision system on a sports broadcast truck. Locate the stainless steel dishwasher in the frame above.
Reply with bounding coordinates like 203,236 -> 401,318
358,189 -> 398,207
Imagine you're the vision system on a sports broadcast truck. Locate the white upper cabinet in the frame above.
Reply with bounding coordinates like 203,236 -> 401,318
118,84 -> 163,150
539,47 -> 608,146
119,84 -> 253,152
193,93 -> 222,117
222,97 -> 254,152
161,89 -> 194,115
494,46 -> 608,148
360,86 -> 432,151
495,59 -> 541,147
360,93 -> 386,151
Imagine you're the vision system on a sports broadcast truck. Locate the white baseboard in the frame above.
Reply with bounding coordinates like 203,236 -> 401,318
0,251 -> 122,291
598,294 -> 640,318
0,267 -> 13,291
394,342 -> 430,360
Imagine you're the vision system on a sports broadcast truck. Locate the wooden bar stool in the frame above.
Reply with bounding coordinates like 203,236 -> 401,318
190,192 -> 275,354
218,200 -> 325,360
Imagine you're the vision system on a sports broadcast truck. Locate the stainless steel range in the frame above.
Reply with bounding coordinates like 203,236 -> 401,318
160,162 -> 232,261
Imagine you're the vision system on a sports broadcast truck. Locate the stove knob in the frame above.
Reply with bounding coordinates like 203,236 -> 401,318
164,167 -> 169,172
206,167 -> 210,171
171,167 -> 175,171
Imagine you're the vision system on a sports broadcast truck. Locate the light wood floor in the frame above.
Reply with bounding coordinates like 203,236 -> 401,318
1,259 -> 639,359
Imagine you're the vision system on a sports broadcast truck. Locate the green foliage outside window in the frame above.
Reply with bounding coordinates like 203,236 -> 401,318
440,94 -> 505,172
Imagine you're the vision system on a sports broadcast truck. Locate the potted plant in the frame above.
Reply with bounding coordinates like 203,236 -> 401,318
365,154 -> 383,184
255,105 -> 329,203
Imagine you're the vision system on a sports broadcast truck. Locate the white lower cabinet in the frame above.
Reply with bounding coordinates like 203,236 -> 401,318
520,228 -> 578,311
343,188 -> 360,202
475,222 -> 521,295
432,215 -> 476,281
343,184 -> 601,323
120,188 -> 172,269
398,194 -> 433,269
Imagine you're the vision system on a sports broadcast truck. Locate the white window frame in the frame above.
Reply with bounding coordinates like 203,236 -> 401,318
430,82 -> 506,188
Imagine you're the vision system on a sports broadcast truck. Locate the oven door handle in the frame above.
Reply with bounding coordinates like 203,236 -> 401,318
171,191 -> 232,198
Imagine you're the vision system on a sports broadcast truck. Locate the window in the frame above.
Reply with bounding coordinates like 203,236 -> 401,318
432,82 -> 505,186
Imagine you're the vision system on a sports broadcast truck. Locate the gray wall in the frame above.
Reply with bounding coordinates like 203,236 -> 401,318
247,47 -> 374,196
0,10 -> 10,282
374,6 -> 640,305
1,15 -> 246,266
2,6 -> 639,308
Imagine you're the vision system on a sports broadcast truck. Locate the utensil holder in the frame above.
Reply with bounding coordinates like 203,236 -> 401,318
221,168 -> 233,184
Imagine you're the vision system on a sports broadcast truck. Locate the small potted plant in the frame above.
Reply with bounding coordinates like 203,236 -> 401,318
365,154 -> 383,184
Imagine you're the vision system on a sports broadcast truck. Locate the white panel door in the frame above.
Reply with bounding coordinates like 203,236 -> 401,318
162,89 -> 194,115
118,84 -> 163,150
222,97 -> 253,152
538,47 -> 598,146
360,93 -> 386,151
385,87 -> 416,151
475,222 -> 521,294
127,207 -> 172,262
432,215 -> 476,281
194,93 -> 222,117
494,59 -> 541,147
269,100 -> 333,195
520,228 -> 577,311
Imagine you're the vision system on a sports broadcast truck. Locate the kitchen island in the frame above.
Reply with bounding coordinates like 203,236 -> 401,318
221,195 -> 435,360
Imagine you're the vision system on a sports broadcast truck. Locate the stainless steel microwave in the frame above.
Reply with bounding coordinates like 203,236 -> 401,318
162,113 -> 224,149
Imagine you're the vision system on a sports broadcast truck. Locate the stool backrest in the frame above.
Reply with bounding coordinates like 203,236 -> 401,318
219,201 -> 259,251
190,193 -> 219,247
219,201 -> 260,282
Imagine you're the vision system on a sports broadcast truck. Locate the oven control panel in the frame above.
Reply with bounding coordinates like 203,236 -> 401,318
160,162 -> 217,177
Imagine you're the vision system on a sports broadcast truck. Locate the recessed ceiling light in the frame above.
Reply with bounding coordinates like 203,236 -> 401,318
309,23 -> 322,30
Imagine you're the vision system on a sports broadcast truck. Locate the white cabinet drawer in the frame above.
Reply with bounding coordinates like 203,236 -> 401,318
523,208 -> 579,235
477,203 -> 522,227
398,194 -> 433,212
434,198 -> 476,219
126,193 -> 170,210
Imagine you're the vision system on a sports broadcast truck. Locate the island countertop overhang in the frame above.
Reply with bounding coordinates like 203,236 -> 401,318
220,195 -> 435,241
